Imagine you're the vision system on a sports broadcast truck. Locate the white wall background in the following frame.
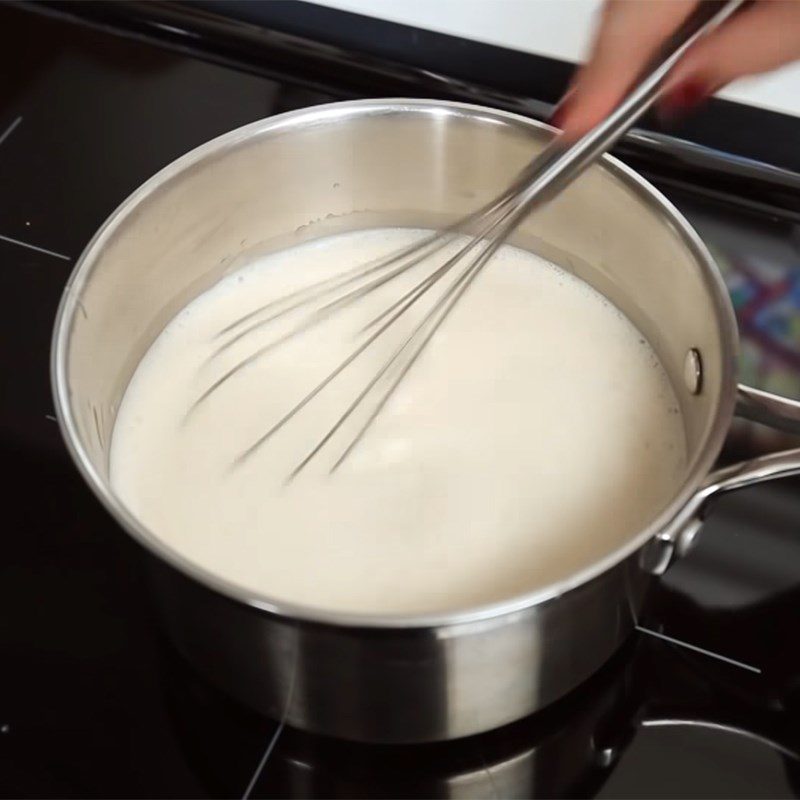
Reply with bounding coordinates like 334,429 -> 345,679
310,0 -> 800,117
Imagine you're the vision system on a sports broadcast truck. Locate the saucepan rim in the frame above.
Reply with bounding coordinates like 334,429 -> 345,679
50,98 -> 739,629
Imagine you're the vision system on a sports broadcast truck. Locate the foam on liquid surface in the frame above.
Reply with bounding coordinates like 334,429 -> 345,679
110,228 -> 686,615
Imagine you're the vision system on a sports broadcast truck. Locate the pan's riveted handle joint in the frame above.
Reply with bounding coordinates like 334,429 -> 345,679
642,384 -> 800,577
640,515 -> 704,576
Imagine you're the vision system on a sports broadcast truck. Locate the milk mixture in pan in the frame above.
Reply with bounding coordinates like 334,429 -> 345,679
110,228 -> 686,614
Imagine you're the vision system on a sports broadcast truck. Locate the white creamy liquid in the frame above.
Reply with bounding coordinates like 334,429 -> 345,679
110,228 -> 686,615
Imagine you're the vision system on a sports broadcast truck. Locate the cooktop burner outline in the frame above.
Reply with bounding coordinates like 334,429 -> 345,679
243,721 -> 287,800
0,114 -> 71,261
0,114 -> 22,147
0,232 -> 71,261
635,624 -> 762,674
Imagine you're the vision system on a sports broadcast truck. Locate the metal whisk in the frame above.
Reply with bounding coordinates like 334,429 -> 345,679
194,0 -> 741,477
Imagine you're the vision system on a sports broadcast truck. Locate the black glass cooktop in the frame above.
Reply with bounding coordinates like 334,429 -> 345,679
2,3 -> 800,797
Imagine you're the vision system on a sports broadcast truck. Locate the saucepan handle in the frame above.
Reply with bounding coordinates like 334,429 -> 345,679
620,713 -> 800,770
735,384 -> 800,435
642,384 -> 800,575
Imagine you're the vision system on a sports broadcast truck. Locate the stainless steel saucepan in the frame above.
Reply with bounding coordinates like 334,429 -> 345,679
52,100 -> 800,743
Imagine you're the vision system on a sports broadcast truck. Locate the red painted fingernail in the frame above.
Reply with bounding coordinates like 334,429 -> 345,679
549,94 -> 573,128
658,79 -> 709,123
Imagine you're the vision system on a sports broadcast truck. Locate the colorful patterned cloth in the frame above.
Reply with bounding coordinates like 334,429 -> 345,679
710,243 -> 800,452
712,243 -> 800,401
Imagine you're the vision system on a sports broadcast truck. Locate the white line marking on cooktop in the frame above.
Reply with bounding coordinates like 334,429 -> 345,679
0,233 -> 70,261
45,414 -> 57,423
636,625 -> 761,674
241,650 -> 298,799
641,718 -> 800,760
153,21 -> 201,38
0,116 -> 22,148
242,720 -> 285,800
241,649 -> 297,799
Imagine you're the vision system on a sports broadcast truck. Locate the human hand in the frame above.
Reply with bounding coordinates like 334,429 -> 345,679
553,0 -> 800,138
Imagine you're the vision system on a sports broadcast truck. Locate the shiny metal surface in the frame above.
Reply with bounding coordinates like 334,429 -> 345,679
50,99 -> 799,742
736,383 -> 800,435
149,551 -> 645,743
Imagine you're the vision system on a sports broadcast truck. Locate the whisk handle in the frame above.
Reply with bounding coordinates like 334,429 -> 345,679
515,0 -> 745,213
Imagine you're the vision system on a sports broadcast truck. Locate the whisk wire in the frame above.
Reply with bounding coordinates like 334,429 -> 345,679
212,231 -> 454,357
196,190 -> 524,418
286,236 -> 496,477
328,207 -> 529,473
234,234 -> 483,466
193,233 -> 456,413
213,179 -> 524,348
234,191 -> 527,469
